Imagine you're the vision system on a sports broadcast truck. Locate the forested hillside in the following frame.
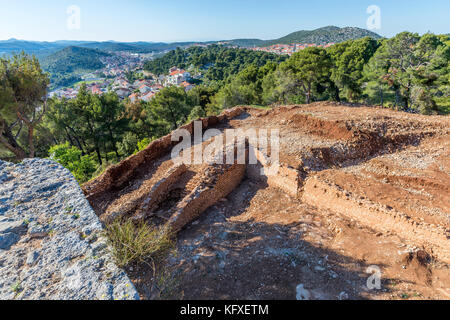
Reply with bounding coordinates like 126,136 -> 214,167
144,45 -> 286,79
40,46 -> 110,89
227,26 -> 382,47
41,46 -> 109,74
266,26 -> 382,45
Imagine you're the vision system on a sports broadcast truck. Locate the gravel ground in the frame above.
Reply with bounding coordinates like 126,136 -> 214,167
0,159 -> 139,300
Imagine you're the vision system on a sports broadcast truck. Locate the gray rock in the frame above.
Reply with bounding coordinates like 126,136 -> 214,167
26,250 -> 40,266
314,266 -> 326,272
0,233 -> 20,250
0,170 -> 12,184
27,223 -> 47,239
0,219 -> 26,234
0,159 -> 139,300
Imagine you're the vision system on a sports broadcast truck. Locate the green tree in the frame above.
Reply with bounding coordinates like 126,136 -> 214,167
98,92 -> 128,159
144,44 -> 285,82
329,38 -> 379,101
68,84 -> 105,164
278,47 -> 332,104
147,86 -> 191,130
187,106 -> 207,122
44,97 -> 89,154
123,100 -> 155,139
136,137 -> 151,152
0,53 -> 49,160
44,88 -> 135,164
212,63 -> 277,109
187,85 -> 217,113
117,132 -> 139,156
364,32 -> 449,113
262,68 -> 298,104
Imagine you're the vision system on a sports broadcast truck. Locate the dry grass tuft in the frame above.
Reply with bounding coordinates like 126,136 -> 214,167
105,219 -> 173,268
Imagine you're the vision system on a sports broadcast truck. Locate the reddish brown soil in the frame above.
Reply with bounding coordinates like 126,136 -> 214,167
289,113 -> 355,141
83,102 -> 450,300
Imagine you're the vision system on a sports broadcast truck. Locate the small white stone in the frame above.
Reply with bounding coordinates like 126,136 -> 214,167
338,291 -> 349,300
314,266 -> 326,272
296,284 -> 311,300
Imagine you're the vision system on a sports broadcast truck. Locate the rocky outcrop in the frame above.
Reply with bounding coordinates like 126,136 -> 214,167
0,159 -> 139,300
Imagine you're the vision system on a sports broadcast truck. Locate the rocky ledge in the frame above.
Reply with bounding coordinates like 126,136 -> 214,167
0,159 -> 139,300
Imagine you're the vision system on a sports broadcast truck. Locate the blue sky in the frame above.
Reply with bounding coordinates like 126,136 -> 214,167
0,0 -> 449,42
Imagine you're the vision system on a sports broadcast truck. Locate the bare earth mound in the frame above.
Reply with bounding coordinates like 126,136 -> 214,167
83,102 -> 450,300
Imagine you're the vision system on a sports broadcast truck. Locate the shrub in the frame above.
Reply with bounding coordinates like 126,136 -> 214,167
187,105 -> 207,122
136,138 -> 151,152
49,143 -> 97,183
104,219 -> 173,268
117,132 -> 139,156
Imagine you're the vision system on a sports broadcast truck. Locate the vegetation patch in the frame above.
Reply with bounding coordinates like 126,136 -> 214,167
104,219 -> 174,268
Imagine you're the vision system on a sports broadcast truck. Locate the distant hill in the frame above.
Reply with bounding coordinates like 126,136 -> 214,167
78,41 -> 197,53
0,39 -> 62,58
227,26 -> 383,47
0,39 -> 196,57
0,38 -> 60,52
41,46 -> 110,74
0,39 -> 184,59
41,46 -> 111,89
0,39 -> 101,59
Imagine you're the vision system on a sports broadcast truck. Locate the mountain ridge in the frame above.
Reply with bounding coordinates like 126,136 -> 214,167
0,26 -> 383,57
226,26 -> 383,47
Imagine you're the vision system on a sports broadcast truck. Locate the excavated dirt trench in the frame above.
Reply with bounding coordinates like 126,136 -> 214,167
83,102 -> 450,300
84,107 -> 250,231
